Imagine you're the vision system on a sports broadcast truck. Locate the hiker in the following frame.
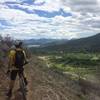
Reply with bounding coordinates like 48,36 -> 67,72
7,40 -> 28,97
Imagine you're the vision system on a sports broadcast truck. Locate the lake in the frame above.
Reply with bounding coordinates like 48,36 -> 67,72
27,45 -> 40,48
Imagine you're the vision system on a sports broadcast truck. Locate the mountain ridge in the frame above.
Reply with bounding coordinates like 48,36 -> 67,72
37,33 -> 100,53
23,38 -> 68,47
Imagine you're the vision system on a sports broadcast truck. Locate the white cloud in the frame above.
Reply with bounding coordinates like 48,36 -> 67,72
0,0 -> 16,3
0,0 -> 100,39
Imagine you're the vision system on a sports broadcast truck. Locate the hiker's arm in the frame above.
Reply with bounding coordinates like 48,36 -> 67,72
23,50 -> 28,63
7,60 -> 11,74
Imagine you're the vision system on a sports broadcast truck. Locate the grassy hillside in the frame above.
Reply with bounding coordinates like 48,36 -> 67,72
40,53 -> 100,79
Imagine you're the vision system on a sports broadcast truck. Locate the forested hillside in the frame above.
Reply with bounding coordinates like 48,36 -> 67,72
34,33 -> 100,53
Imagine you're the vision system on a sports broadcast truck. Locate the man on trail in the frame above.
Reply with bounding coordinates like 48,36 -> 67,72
7,40 -> 28,97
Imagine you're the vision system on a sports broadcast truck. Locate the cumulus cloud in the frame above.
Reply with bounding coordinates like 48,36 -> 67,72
0,0 -> 100,39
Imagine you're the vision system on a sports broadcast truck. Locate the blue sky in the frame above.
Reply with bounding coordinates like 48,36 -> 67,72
0,0 -> 100,39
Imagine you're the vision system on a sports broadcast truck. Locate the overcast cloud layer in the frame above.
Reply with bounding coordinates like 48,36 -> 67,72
0,0 -> 100,39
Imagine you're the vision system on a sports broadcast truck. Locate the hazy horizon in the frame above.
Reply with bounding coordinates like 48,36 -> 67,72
18,32 -> 100,40
0,0 -> 100,39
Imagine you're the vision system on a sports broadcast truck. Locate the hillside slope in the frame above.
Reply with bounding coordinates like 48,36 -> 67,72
0,56 -> 100,100
38,33 -> 100,52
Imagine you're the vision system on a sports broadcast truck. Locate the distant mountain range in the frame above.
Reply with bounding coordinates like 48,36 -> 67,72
23,38 -> 68,47
32,33 -> 100,53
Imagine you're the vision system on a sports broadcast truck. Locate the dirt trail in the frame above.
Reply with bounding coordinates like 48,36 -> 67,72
25,57 -> 82,100
0,56 -> 100,100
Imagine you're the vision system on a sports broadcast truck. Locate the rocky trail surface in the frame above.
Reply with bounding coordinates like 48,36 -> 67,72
0,56 -> 100,100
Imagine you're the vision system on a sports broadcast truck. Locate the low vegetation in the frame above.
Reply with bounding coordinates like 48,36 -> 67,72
38,53 -> 100,81
0,35 -> 13,67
